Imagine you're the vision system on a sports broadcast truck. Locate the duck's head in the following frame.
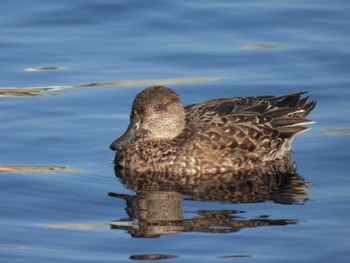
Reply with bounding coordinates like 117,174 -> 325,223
110,86 -> 186,151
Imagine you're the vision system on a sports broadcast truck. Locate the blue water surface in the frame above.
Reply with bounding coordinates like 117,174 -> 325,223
1,0 -> 350,262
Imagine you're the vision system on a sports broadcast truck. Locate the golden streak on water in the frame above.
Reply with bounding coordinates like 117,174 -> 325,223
0,245 -> 27,250
76,77 -> 220,87
241,43 -> 286,49
316,128 -> 350,135
0,166 -> 82,174
41,223 -> 110,230
0,77 -> 220,97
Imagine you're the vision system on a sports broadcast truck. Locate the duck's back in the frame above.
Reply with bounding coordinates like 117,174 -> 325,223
178,92 -> 316,172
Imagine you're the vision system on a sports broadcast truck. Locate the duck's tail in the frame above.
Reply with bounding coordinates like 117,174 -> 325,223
267,92 -> 316,139
259,92 -> 316,161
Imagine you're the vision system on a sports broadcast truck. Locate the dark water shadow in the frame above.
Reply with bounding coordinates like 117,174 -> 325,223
108,154 -> 309,238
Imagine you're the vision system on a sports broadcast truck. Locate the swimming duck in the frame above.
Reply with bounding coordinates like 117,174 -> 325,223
110,86 -> 316,175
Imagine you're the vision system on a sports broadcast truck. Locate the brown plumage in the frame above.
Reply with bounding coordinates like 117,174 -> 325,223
110,86 -> 316,175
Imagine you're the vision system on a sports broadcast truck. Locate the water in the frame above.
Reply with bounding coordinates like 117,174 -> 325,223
1,0 -> 350,262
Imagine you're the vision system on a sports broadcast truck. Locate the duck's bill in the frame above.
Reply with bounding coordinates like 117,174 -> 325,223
109,121 -> 138,151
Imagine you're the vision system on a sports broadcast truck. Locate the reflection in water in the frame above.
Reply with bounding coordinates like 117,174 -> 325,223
24,66 -> 65,72
0,86 -> 63,97
41,223 -> 109,230
316,128 -> 350,135
241,43 -> 286,49
218,255 -> 251,259
0,245 -> 27,250
129,254 -> 178,260
0,165 -> 81,174
0,77 -> 218,97
109,154 -> 309,238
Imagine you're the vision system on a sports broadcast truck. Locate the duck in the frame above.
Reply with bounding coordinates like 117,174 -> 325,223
110,86 -> 316,175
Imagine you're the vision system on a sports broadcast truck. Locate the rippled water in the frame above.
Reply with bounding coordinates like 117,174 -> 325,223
1,0 -> 350,262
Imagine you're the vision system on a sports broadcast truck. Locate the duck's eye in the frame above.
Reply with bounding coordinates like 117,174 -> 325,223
156,104 -> 166,111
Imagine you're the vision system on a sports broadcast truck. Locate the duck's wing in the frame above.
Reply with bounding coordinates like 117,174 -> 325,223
183,92 -> 316,163
185,92 -> 316,138
185,92 -> 315,113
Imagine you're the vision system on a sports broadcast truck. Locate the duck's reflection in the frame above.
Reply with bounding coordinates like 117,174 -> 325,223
108,154 -> 309,238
